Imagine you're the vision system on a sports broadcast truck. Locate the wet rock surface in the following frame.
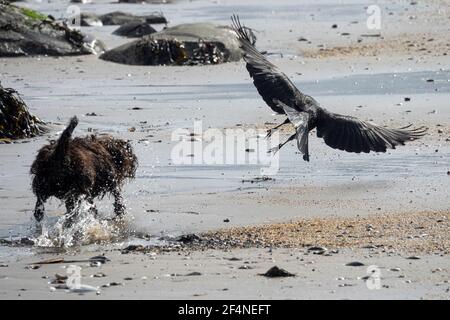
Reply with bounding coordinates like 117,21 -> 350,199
99,11 -> 167,26
0,85 -> 48,140
100,22 -> 246,65
0,2 -> 105,56
113,21 -> 157,38
81,13 -> 103,27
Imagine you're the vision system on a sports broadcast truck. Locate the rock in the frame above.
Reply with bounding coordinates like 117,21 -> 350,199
119,0 -> 172,4
226,257 -> 242,261
259,266 -> 295,278
113,21 -> 157,38
176,233 -> 201,244
345,261 -> 365,267
0,3 -> 105,56
99,11 -> 167,26
81,13 -> 103,27
100,22 -> 248,65
121,244 -> 145,253
307,246 -> 327,254
71,0 -> 92,4
92,272 -> 106,278
185,271 -> 202,276
25,265 -> 40,270
238,265 -> 253,270
1,85 -> 48,140
102,282 -> 123,287
89,256 -> 110,264
407,256 -> 420,260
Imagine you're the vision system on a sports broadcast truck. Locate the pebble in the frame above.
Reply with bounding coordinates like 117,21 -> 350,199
390,268 -> 401,272
345,261 -> 365,267
406,256 -> 421,260
307,246 -> 328,254
259,266 -> 295,278
102,282 -> 123,288
92,273 -> 106,278
238,265 -> 253,270
25,265 -> 40,270
90,261 -> 102,267
226,257 -> 242,261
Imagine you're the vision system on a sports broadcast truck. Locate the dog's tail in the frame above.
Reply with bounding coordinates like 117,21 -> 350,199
54,116 -> 78,158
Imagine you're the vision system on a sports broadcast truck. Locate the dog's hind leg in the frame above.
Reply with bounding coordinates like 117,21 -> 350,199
34,196 -> 47,222
112,189 -> 125,217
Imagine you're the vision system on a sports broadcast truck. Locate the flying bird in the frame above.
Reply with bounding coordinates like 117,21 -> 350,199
231,15 -> 427,161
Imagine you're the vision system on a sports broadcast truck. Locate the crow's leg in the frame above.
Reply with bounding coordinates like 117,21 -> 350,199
268,133 -> 296,154
266,118 -> 290,138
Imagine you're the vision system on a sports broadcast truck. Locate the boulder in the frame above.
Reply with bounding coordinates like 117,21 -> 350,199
0,85 -> 48,140
118,0 -> 173,3
81,13 -> 103,27
100,22 -> 249,65
113,21 -> 156,38
99,11 -> 167,26
0,3 -> 105,56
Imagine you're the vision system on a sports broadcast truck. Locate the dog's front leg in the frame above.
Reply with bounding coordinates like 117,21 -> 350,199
113,190 -> 125,216
64,196 -> 80,228
34,196 -> 46,222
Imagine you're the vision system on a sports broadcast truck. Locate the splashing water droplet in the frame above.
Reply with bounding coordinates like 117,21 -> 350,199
33,202 -> 129,248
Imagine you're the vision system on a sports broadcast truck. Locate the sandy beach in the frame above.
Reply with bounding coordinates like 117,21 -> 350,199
0,0 -> 449,300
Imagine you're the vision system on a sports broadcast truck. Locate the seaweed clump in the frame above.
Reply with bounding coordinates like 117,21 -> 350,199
0,85 -> 47,141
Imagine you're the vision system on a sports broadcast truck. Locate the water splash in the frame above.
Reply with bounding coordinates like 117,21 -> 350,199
33,202 -> 131,248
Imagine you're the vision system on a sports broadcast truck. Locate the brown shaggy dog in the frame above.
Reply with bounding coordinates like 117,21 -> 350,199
30,116 -> 138,223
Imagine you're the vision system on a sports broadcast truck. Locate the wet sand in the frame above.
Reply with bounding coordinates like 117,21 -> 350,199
0,0 -> 449,299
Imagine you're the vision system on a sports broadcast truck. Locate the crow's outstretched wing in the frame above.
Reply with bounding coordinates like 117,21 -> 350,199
231,15 -> 306,114
316,111 -> 427,153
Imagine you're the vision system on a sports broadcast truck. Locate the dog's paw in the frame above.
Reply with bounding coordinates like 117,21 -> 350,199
33,209 -> 44,222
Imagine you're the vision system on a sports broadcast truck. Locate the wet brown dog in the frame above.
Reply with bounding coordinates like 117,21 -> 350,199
30,116 -> 137,223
